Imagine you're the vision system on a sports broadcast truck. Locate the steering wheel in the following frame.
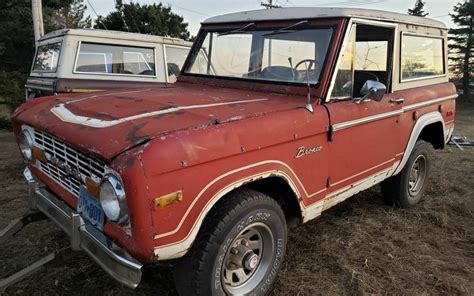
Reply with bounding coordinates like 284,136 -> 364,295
293,59 -> 317,81
359,71 -> 380,82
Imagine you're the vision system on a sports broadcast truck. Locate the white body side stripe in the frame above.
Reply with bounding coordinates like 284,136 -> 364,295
51,98 -> 269,128
153,105 -> 453,259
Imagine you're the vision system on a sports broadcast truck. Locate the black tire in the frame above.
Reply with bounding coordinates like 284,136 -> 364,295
381,140 -> 432,208
172,188 -> 287,296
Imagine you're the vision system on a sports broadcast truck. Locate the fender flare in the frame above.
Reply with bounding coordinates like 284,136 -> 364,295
153,162 -> 304,260
392,111 -> 445,176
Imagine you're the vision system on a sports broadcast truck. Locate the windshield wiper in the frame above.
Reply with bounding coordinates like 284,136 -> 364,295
218,22 -> 255,36
262,20 -> 309,36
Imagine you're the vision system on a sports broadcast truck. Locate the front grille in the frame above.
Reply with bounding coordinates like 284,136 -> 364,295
33,129 -> 106,197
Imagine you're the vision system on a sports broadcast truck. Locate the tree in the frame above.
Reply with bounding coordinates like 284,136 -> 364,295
0,0 -> 80,119
449,1 -> 474,100
95,2 -> 191,40
49,0 -> 92,29
408,0 -> 429,17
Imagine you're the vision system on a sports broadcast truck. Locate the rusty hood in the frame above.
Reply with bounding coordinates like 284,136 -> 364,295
13,83 -> 304,161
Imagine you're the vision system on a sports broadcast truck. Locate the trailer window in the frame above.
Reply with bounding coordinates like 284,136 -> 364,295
401,35 -> 444,81
32,42 -> 62,73
74,42 -> 155,76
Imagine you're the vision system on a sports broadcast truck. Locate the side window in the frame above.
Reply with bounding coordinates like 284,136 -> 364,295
32,42 -> 62,73
331,26 -> 356,100
165,46 -> 190,82
401,34 -> 445,81
355,41 -> 388,71
75,42 -> 156,76
331,24 -> 393,100
123,52 -> 153,75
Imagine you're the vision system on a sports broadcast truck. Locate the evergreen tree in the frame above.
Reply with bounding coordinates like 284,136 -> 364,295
94,2 -> 190,40
408,0 -> 429,17
49,0 -> 92,29
449,1 -> 474,100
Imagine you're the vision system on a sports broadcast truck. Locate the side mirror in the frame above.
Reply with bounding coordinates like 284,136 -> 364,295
356,80 -> 386,103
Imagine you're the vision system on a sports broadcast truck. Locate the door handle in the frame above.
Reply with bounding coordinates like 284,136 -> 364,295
390,98 -> 405,104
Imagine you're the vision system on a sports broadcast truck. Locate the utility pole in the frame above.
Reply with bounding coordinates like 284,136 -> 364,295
31,0 -> 44,46
261,0 -> 281,9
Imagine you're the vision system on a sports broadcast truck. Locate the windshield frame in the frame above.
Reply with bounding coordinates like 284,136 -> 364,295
182,22 -> 337,88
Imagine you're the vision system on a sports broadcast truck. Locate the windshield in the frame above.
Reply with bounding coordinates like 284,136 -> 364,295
185,26 -> 334,85
32,42 -> 62,73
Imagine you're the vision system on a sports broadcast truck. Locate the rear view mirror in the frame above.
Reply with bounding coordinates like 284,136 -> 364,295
359,80 -> 386,103
353,80 -> 386,104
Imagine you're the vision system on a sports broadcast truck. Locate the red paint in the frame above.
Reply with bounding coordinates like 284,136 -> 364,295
11,18 -> 457,263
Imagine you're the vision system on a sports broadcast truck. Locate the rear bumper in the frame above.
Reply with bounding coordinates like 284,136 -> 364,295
25,167 -> 142,288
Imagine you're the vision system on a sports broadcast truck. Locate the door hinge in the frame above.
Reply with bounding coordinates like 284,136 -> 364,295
326,177 -> 331,188
327,125 -> 334,142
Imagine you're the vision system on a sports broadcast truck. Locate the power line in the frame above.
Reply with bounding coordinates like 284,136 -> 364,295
285,0 -> 387,7
166,2 -> 211,16
87,0 -> 107,29
431,14 -> 450,19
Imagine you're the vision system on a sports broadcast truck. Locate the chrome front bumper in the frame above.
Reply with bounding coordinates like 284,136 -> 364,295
24,168 -> 142,288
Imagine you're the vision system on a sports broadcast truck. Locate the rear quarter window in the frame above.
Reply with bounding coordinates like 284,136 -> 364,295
32,42 -> 62,73
400,34 -> 445,81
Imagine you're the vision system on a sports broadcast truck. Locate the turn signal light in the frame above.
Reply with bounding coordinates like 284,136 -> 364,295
154,191 -> 183,209
32,146 -> 46,161
86,177 -> 100,198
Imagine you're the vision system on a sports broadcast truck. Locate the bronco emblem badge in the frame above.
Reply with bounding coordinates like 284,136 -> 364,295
296,145 -> 323,158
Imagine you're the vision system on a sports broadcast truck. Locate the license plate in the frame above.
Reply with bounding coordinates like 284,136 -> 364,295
78,186 -> 104,231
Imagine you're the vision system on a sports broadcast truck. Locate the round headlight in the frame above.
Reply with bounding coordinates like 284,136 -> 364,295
19,130 -> 34,161
100,175 -> 128,223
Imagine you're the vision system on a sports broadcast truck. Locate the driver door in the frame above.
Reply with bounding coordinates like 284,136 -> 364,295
325,22 -> 403,195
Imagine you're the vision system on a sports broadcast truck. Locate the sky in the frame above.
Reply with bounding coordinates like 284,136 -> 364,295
86,0 -> 458,36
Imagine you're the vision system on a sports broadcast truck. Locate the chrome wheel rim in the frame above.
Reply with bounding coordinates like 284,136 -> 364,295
408,155 -> 427,197
221,222 -> 274,295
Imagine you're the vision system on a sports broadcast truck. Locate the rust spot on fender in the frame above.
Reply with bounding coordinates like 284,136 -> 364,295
126,122 -> 147,143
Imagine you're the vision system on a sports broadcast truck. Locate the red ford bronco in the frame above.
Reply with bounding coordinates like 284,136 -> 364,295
3,7 -> 456,295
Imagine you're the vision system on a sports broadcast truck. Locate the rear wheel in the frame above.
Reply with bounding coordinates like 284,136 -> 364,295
172,188 -> 287,296
381,140 -> 432,208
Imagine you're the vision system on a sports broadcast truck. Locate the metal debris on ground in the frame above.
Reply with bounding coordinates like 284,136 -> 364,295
448,136 -> 474,151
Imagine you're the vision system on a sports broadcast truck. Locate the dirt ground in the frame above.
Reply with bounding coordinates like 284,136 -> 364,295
1,104 -> 473,295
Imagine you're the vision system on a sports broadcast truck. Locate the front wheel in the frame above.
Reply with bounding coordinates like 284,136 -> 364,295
172,188 -> 287,296
381,140 -> 432,208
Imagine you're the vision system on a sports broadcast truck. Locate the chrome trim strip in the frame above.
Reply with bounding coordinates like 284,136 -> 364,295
27,171 -> 142,288
332,94 -> 457,131
401,94 -> 457,111
325,20 -> 355,103
332,110 -> 403,131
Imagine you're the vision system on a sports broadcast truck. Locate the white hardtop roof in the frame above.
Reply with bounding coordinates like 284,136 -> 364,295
39,29 -> 193,46
203,7 -> 446,29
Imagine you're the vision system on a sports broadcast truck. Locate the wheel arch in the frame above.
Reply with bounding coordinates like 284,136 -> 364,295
393,111 -> 446,176
154,167 -> 304,260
